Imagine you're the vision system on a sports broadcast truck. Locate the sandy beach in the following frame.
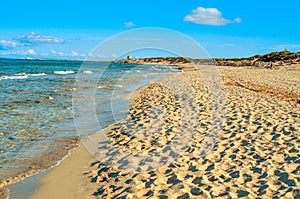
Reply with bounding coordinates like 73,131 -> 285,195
25,63 -> 300,199
1,0 -> 300,197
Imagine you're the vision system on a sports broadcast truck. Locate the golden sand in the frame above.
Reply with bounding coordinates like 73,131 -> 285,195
29,65 -> 300,199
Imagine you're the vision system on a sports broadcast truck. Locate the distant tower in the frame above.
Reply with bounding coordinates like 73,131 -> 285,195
127,55 -> 132,60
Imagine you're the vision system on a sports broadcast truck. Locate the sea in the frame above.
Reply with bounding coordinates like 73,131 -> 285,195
0,58 -> 178,196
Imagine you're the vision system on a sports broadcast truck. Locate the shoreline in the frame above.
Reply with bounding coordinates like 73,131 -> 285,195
6,63 -> 300,198
0,137 -> 79,199
25,70 -> 179,198
28,143 -> 99,199
1,61 -> 179,199
4,62 -> 179,199
26,70 -> 169,198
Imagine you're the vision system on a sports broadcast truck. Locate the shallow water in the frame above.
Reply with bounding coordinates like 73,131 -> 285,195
8,170 -> 47,199
0,58 -> 178,185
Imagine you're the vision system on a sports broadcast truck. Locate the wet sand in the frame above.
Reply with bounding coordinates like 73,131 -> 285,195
0,137 -> 78,199
29,64 -> 300,198
29,144 -> 98,199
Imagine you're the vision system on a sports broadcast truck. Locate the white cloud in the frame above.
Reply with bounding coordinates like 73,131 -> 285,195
50,50 -> 65,56
124,22 -> 136,27
50,50 -> 86,58
87,53 -> 118,60
0,49 -> 36,56
71,51 -> 79,56
184,7 -> 239,26
0,40 -> 19,50
234,18 -> 242,23
15,32 -> 64,44
27,49 -> 36,55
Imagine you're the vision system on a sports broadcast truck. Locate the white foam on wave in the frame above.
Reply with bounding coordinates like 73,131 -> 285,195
0,75 -> 29,80
28,73 -> 47,77
0,72 -> 48,81
54,70 -> 75,75
83,70 -> 93,74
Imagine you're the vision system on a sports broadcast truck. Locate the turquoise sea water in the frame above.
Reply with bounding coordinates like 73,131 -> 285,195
0,59 -> 178,183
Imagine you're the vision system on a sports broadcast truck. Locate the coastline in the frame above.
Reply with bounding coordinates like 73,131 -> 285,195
27,63 -> 300,198
0,137 -> 79,199
28,143 -> 98,199
1,61 -> 178,199
7,62 -> 300,198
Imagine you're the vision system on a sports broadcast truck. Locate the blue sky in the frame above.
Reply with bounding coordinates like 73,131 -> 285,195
0,0 -> 300,59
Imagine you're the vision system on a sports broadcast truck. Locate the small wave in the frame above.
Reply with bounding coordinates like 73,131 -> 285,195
54,70 -> 75,75
28,73 -> 47,77
83,70 -> 93,74
0,75 -> 29,80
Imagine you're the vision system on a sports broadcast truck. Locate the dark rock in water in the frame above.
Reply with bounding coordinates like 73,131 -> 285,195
237,190 -> 249,197
7,136 -> 15,140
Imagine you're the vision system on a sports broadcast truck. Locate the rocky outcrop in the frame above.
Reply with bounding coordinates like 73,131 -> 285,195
116,50 -> 300,69
117,57 -> 190,65
214,50 -> 300,68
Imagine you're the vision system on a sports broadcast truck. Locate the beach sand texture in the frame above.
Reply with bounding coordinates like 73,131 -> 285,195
30,65 -> 299,199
